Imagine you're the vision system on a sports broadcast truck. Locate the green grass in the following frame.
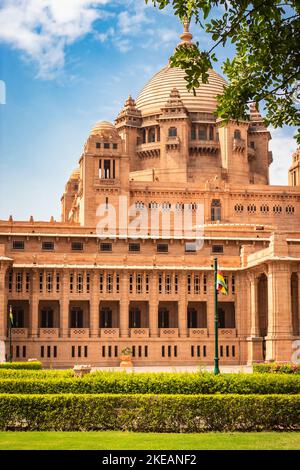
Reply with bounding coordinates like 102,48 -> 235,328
0,432 -> 299,450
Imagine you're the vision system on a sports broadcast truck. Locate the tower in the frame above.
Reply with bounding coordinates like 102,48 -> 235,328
289,147 -> 300,186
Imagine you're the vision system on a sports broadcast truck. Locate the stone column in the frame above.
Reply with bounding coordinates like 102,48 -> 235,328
149,271 -> 159,337
120,270 -> 129,337
178,271 -> 187,337
90,270 -> 99,338
29,269 -> 39,338
206,272 -> 215,337
60,270 -> 69,338
246,272 -> 263,364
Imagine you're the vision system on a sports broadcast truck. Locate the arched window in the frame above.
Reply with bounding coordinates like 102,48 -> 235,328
234,129 -> 241,140
211,199 -> 221,221
168,127 -> 177,137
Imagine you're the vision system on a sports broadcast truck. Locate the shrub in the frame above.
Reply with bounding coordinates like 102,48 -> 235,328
0,393 -> 298,432
1,372 -> 300,395
0,369 -> 73,379
0,362 -> 42,370
253,363 -> 300,374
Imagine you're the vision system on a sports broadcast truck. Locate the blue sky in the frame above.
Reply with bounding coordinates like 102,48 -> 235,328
0,0 -> 297,221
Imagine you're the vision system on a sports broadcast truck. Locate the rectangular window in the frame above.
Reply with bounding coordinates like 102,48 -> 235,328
86,273 -> 90,293
132,346 -> 136,358
77,273 -> 83,293
84,346 -> 88,358
191,345 -> 194,357
71,242 -> 83,251
129,274 -> 133,293
145,274 -> 149,294
114,346 -> 118,357
99,273 -> 104,293
129,243 -> 140,252
53,346 -> 57,358
116,273 -> 120,293
8,271 -> 13,293
56,273 -> 60,293
203,274 -> 207,294
102,345 -> 105,357
25,272 -> 30,293
165,274 -> 171,294
22,346 -> 26,358
16,272 -> 23,293
174,274 -> 178,294
157,243 -> 168,253
174,345 -> 177,357
104,143 -> 110,149
70,273 -> 74,293
16,345 -> 20,358
72,346 -> 75,358
226,345 -> 230,357
39,272 -> 43,293
162,345 -> 165,357
199,126 -> 206,140
108,346 -> 112,357
112,159 -> 116,179
197,345 -> 201,357
113,143 -> 118,150
104,159 -> 110,178
78,346 -> 81,358
220,345 -> 224,357
158,273 -> 163,294
12,240 -> 24,250
96,142 -> 101,149
138,346 -> 142,357
168,345 -> 172,357
203,345 -> 207,357
187,274 -> 191,294
106,273 -> 113,293
46,272 -> 53,293
47,346 -> 51,358
41,346 -> 44,358
136,273 -> 142,294
99,159 -> 102,178
194,274 -> 200,294
144,346 -> 148,358
100,243 -> 112,252
212,245 -> 224,254
232,345 -> 235,357
42,241 -> 54,251
185,242 -> 196,253
232,275 -> 236,294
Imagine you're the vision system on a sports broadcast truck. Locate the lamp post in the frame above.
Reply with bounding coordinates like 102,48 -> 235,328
213,258 -> 220,375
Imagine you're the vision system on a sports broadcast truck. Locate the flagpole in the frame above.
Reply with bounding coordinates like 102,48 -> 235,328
214,258 -> 220,375
9,305 -> 12,363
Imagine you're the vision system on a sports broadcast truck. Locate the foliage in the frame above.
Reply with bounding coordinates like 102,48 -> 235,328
0,369 -> 73,379
0,393 -> 298,431
0,362 -> 42,370
146,0 -> 300,142
253,363 -> 300,374
1,371 -> 300,394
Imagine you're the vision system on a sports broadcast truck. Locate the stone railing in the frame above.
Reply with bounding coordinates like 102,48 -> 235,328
219,328 -> 237,337
188,328 -> 208,338
130,328 -> 149,338
70,328 -> 90,338
39,328 -> 59,338
159,328 -> 179,338
11,328 -> 28,338
100,328 -> 120,338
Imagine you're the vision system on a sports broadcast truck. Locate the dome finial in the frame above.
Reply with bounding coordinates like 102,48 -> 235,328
178,17 -> 193,47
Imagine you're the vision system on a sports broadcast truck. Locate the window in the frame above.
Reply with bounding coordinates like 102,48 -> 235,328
168,127 -> 177,137
211,199 -> 221,221
129,243 -> 140,252
209,125 -> 214,141
113,143 -> 118,149
11,309 -> 24,328
104,143 -> 110,149
286,205 -> 295,214
247,204 -> 256,213
250,141 -> 255,149
104,159 -> 111,178
199,126 -> 206,140
25,272 -> 30,293
46,272 -> 53,293
12,241 -> 24,250
42,241 -> 54,251
70,308 -> 83,328
136,273 -> 143,294
76,273 -> 83,293
191,126 -> 196,140
100,243 -> 112,252
16,272 -> 23,292
71,242 -> 83,251
234,204 -> 244,213
273,205 -> 282,214
96,142 -> 101,149
185,243 -> 196,253
106,273 -> 113,293
157,243 -> 168,253
212,245 -> 224,254
41,309 -> 54,328
234,129 -> 241,139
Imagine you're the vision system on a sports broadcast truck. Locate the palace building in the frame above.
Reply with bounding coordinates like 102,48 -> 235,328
0,23 -> 300,367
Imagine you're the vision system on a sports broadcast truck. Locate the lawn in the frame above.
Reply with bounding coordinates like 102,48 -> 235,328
0,432 -> 299,450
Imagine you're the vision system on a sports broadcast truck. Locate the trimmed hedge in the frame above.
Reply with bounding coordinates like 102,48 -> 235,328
0,393 -> 298,432
1,372 -> 300,395
0,369 -> 73,379
0,362 -> 42,370
253,363 -> 300,374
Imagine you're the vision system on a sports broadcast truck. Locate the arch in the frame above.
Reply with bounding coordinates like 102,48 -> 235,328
257,273 -> 268,337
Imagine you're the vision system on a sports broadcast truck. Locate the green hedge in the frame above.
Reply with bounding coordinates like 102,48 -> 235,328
0,362 -> 42,370
1,372 -> 300,394
253,363 -> 300,374
0,393 -> 298,432
0,369 -> 73,379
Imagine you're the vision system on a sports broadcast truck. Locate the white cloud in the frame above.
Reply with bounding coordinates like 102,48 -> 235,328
269,127 -> 297,186
0,0 -> 110,78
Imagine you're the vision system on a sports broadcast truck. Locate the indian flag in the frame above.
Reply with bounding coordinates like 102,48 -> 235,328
217,271 -> 228,295
9,306 -> 13,326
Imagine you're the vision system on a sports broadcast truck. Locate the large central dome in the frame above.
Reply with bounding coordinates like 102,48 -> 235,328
136,65 -> 227,116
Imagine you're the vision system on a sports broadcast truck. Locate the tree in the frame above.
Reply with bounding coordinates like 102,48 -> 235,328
146,0 -> 300,142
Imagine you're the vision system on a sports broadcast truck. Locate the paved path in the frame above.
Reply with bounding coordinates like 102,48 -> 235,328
92,365 -> 253,373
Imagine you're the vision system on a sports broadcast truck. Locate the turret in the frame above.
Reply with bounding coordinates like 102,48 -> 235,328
289,147 -> 300,186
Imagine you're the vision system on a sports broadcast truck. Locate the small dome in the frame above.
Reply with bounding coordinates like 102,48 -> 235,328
91,120 -> 115,135
136,65 -> 226,116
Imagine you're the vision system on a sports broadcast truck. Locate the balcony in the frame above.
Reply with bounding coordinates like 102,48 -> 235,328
160,328 -> 179,338
136,142 -> 160,159
189,140 -> 220,155
219,328 -> 237,337
166,136 -> 180,151
11,328 -> 28,339
130,328 -> 149,338
39,328 -> 59,339
100,328 -> 120,338
188,328 -> 208,338
70,328 -> 90,338
233,138 -> 246,152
